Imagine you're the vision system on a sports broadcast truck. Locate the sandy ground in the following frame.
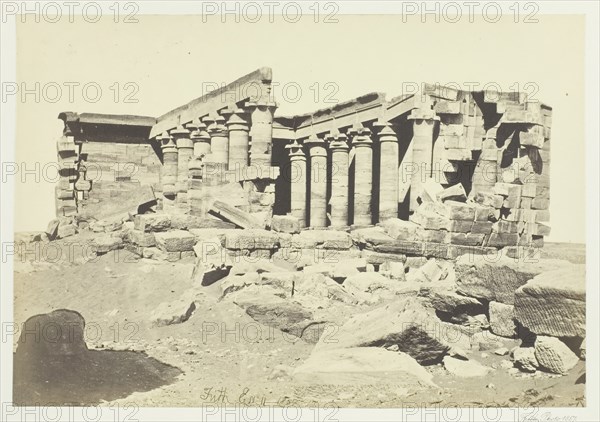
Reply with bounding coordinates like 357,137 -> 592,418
11,233 -> 586,408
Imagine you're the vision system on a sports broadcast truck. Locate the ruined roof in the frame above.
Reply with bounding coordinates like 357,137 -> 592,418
58,112 -> 156,127
149,67 -> 273,139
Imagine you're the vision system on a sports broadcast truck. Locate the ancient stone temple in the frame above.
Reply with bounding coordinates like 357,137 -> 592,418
56,67 -> 552,253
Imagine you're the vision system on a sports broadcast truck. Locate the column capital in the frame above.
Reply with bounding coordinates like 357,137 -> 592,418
171,125 -> 190,139
376,124 -> 398,143
226,109 -> 249,131
286,140 -> 306,158
305,136 -> 326,157
408,108 -> 440,122
245,99 -> 278,111
329,132 -> 349,152
352,127 -> 373,147
185,119 -> 199,133
159,132 -> 176,149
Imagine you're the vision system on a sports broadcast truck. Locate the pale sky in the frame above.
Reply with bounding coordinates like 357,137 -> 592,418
14,14 -> 585,243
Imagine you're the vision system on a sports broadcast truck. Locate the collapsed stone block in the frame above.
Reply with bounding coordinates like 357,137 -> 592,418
534,336 -> 579,375
455,254 -> 571,305
225,229 -> 279,250
513,347 -> 539,372
489,301 -> 517,338
292,230 -> 353,250
271,215 -> 300,234
380,218 -> 420,241
127,229 -> 156,247
514,265 -> 585,337
155,230 -> 196,252
134,213 -> 171,232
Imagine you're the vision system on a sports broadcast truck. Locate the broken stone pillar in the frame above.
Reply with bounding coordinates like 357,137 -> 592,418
286,141 -> 307,228
377,123 -> 399,222
328,133 -> 349,228
470,126 -> 499,198
306,136 -> 327,228
171,125 -> 192,197
192,122 -> 211,158
227,109 -> 250,171
408,109 -> 439,213
208,116 -> 228,166
247,100 -> 277,166
160,132 -> 178,198
351,127 -> 373,226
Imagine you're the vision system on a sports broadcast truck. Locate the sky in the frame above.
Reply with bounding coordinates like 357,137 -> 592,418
13,13 -> 585,243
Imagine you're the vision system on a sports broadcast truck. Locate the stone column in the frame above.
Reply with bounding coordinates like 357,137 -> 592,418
306,136 -> 327,228
246,100 -> 278,166
286,141 -> 307,228
227,109 -> 250,172
328,133 -> 349,227
352,127 -> 374,226
376,123 -> 399,222
408,109 -> 439,212
209,116 -> 228,166
171,125 -> 192,198
192,122 -> 211,158
160,131 -> 178,198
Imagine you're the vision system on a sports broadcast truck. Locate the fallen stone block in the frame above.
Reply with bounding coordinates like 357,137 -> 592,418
57,223 -> 78,239
46,219 -> 60,240
489,301 -> 517,338
155,230 -> 196,252
127,229 -> 156,247
93,235 -> 124,254
443,356 -> 492,377
271,214 -> 300,234
294,347 -> 436,386
420,178 -> 444,203
235,297 -> 324,343
380,218 -> 420,241
471,191 -> 504,208
350,226 -> 395,247
314,297 -> 465,365
170,214 -> 235,230
361,250 -> 407,266
150,298 -> 196,327
513,347 -> 539,372
427,291 -> 485,315
292,230 -> 353,250
410,210 -> 450,231
455,255 -> 570,305
209,200 -> 262,229
134,213 -> 171,232
16,309 -> 88,359
225,229 -> 279,250
407,258 -> 449,283
444,201 -> 477,221
514,265 -> 585,337
437,183 -> 467,202
534,336 -> 579,375
342,272 -> 401,305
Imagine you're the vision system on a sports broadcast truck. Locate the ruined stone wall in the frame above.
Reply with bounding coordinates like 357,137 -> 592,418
55,113 -> 157,220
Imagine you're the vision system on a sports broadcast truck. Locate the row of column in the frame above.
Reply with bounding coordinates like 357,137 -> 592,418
288,123 -> 400,228
157,101 -> 277,199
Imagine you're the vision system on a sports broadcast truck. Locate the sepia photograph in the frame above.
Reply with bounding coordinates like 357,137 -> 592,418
1,1 -> 598,421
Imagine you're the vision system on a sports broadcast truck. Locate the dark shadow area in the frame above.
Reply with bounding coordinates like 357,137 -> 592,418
14,349 -> 182,406
13,309 -> 181,406
394,116 -> 413,221
272,139 -> 290,215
